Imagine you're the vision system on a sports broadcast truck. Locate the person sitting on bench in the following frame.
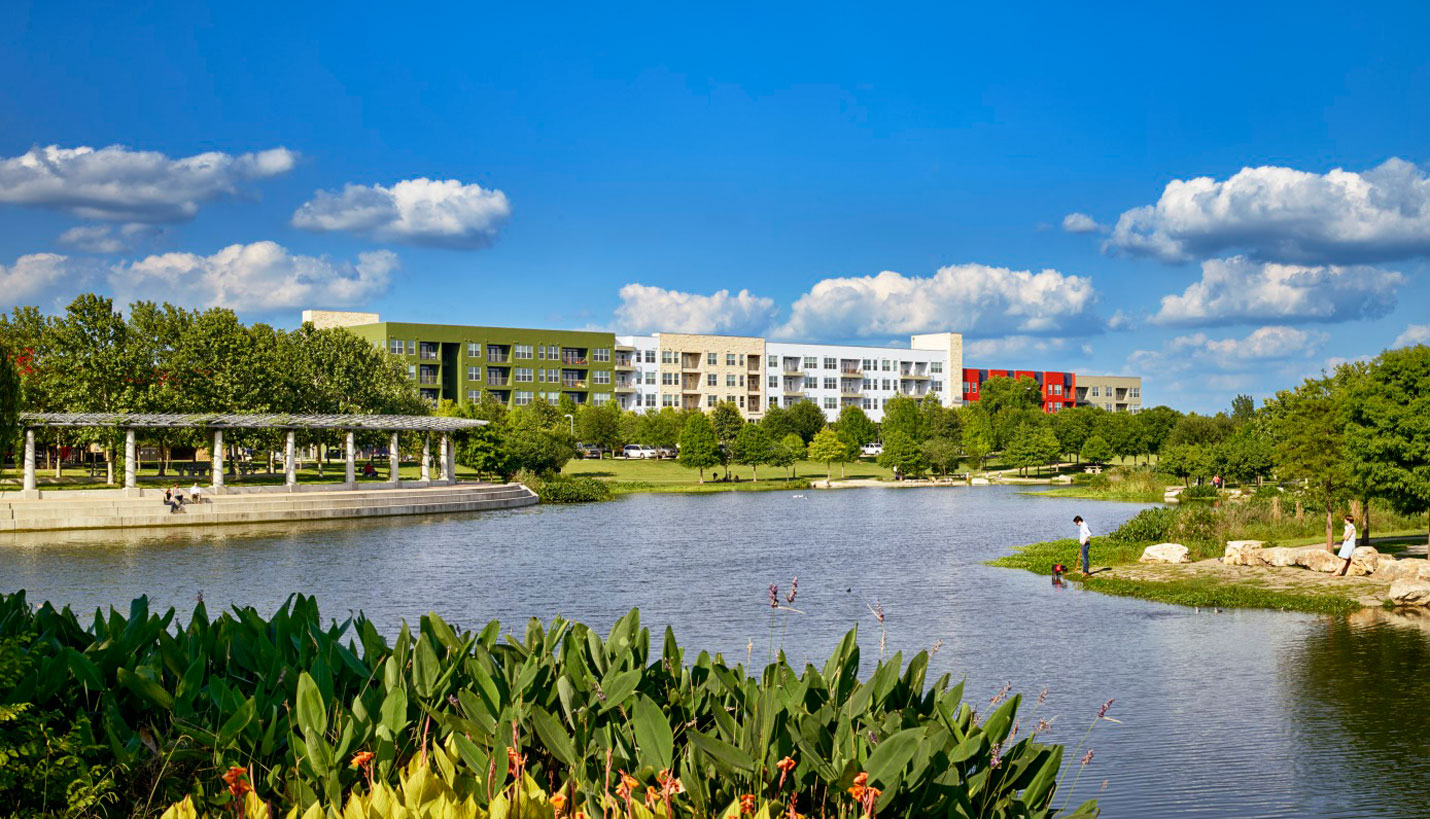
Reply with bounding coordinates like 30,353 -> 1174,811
189,482 -> 204,504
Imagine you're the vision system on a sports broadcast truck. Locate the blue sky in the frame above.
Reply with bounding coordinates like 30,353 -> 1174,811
3,1 -> 1429,412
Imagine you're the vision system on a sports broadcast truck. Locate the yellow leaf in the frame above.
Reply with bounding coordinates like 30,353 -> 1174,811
159,796 -> 197,819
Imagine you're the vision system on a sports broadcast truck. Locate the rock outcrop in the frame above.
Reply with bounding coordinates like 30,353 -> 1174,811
1295,549 -> 1343,573
1389,580 -> 1430,607
1139,543 -> 1190,564
1223,540 -> 1267,566
1262,547 -> 1299,567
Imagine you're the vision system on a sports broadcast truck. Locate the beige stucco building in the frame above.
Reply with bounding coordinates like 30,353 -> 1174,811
644,332 -> 767,419
1075,375 -> 1143,412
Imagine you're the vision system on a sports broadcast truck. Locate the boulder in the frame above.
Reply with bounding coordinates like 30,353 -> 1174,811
1139,543 -> 1190,564
1224,541 -> 1268,566
1375,558 -> 1412,581
1296,549 -> 1344,573
970,477 -> 990,486
1262,547 -> 1299,567
1389,580 -> 1430,607
1348,546 -> 1382,577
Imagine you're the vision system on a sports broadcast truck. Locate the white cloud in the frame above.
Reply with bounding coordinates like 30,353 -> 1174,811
1061,212 -> 1105,234
292,178 -> 512,248
0,253 -> 75,306
109,242 -> 395,312
0,144 -> 297,222
57,223 -> 162,254
1151,255 -> 1403,326
1393,324 -> 1430,349
1129,325 -> 1327,374
614,284 -> 777,335
775,263 -> 1098,340
1105,158 -> 1430,264
963,335 -> 1073,360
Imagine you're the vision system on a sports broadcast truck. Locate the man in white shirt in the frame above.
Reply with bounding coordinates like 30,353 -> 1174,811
1074,515 -> 1092,575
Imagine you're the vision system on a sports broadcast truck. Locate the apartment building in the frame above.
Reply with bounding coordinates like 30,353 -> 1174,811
303,311 -> 616,407
615,333 -> 766,419
961,368 -> 1076,413
1075,375 -> 1143,412
763,332 -> 963,422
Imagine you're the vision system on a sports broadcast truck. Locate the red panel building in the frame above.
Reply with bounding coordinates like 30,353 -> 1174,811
961,368 -> 1076,413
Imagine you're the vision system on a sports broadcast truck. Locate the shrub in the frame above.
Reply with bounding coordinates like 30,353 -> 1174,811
531,474 -> 611,503
1181,484 -> 1220,501
1108,507 -> 1179,544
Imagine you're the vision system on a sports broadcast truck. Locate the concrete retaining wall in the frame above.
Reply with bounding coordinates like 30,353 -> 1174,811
0,483 -> 538,532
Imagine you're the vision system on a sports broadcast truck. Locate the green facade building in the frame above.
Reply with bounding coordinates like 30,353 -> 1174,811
312,314 -> 617,407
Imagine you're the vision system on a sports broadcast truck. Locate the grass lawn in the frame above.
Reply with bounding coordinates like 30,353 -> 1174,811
563,456 -> 894,488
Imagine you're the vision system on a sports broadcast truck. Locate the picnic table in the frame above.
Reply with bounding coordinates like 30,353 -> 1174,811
173,463 -> 211,478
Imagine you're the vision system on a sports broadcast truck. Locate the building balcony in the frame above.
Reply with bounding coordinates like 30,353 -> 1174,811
614,360 -> 635,370
783,387 -> 804,397
841,367 -> 861,375
782,365 -> 802,374
562,380 -> 587,389
900,372 -> 931,381
614,385 -> 636,393
488,377 -> 510,387
561,357 -> 588,366
488,353 -> 510,363
614,344 -> 635,352
419,352 -> 438,361
840,388 -> 862,397
418,376 -> 438,385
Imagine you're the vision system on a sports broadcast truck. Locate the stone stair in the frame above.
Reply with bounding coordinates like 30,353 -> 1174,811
0,483 -> 538,532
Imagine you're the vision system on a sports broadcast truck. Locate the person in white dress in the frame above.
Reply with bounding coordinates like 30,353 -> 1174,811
1336,514 -> 1358,576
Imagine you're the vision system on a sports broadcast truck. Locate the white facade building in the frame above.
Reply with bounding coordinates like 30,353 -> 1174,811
614,334 -> 660,413
764,332 -> 964,422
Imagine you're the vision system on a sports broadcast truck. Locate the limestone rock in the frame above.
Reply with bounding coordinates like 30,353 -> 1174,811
970,477 -> 990,486
1224,541 -> 1268,566
1139,543 -> 1190,564
1389,580 -> 1430,607
1296,549 -> 1343,573
1375,558 -> 1412,581
1262,547 -> 1299,567
1348,546 -> 1381,577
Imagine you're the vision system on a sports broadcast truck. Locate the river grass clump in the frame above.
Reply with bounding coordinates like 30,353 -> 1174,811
1036,467 -> 1167,502
0,591 -> 1097,818
527,473 -> 613,503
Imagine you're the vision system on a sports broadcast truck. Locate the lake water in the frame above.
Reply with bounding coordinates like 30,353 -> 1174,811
2,485 -> 1427,818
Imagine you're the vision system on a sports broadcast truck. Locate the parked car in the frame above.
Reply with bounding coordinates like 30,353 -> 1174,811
621,444 -> 658,459
656,446 -> 678,459
576,443 -> 604,459
861,442 -> 884,457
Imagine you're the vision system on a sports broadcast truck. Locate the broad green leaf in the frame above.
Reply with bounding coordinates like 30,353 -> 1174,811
116,667 -> 174,711
632,694 -> 674,771
688,729 -> 755,773
295,671 -> 327,738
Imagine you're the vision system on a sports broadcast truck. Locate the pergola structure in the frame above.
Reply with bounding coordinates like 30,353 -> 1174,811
16,413 -> 487,495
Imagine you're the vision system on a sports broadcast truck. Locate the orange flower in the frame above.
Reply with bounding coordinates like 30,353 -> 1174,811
222,766 -> 251,799
667,777 -> 685,795
776,756 -> 797,774
551,793 -> 567,814
645,787 -> 662,809
847,771 -> 868,801
506,747 -> 526,777
574,813 -> 588,819
350,751 -> 375,769
740,793 -> 757,815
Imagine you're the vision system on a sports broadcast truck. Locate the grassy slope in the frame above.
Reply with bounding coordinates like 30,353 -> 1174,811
563,456 -> 894,488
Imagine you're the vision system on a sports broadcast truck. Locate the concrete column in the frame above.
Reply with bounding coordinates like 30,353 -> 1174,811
212,429 -> 225,489
124,429 -> 137,490
389,432 -> 401,485
420,435 -> 431,483
23,428 -> 36,492
285,431 -> 296,488
439,434 -> 451,482
345,430 -> 356,486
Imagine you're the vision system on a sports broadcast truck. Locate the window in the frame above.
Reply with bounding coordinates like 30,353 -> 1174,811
863,398 -> 873,409
662,372 -> 677,386
514,367 -> 534,383
645,371 -> 656,384
963,381 -> 974,394
823,357 -> 836,370
803,356 -> 818,368
707,352 -> 718,365
740,354 -> 747,366
707,373 -> 717,386
724,374 -> 735,386
1131,387 -> 1141,398
1090,386 -> 1100,397
662,350 -> 674,364
880,360 -> 890,371
389,339 -> 405,355
513,391 -> 533,406
824,397 -> 837,409
645,394 -> 656,407
466,342 -> 481,358
805,376 -> 819,389
739,374 -> 746,387
739,395 -> 746,408
419,342 -> 438,361
594,370 -> 610,384
514,344 -> 533,359
467,389 -> 480,402
726,353 -> 736,366
644,350 -> 656,363
863,379 -> 874,390
932,380 -> 943,392
537,346 -> 545,360
487,344 -> 504,359
769,376 -> 778,388
1052,384 -> 1062,396
407,364 -> 416,380
882,379 -> 891,391
594,348 -> 611,362
931,362 -> 943,373
593,392 -> 611,405
466,366 -> 481,382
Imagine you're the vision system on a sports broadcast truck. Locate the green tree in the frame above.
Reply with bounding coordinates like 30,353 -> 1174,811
976,376 -> 1043,417
921,394 -> 960,440
760,405 -> 796,443
1156,443 -> 1205,487
960,409 -> 994,472
1080,434 -> 1113,465
709,401 -> 744,447
807,427 -> 847,483
881,395 -> 926,443
639,408 -> 684,456
1134,405 -> 1182,458
0,341 -> 19,470
770,433 -> 806,480
504,425 -> 572,476
1346,345 -> 1430,545
1005,423 -> 1042,476
921,436 -> 962,479
1220,426 -> 1274,486
1035,424 -> 1062,476
1094,411 -> 1135,464
786,400 -> 827,443
1165,412 -> 1236,448
835,404 -> 878,447
575,402 -> 622,456
1231,394 -> 1256,423
878,430 -> 926,478
730,423 -> 772,482
1052,405 -> 1099,462
1268,376 -> 1355,550
677,412 -> 721,482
